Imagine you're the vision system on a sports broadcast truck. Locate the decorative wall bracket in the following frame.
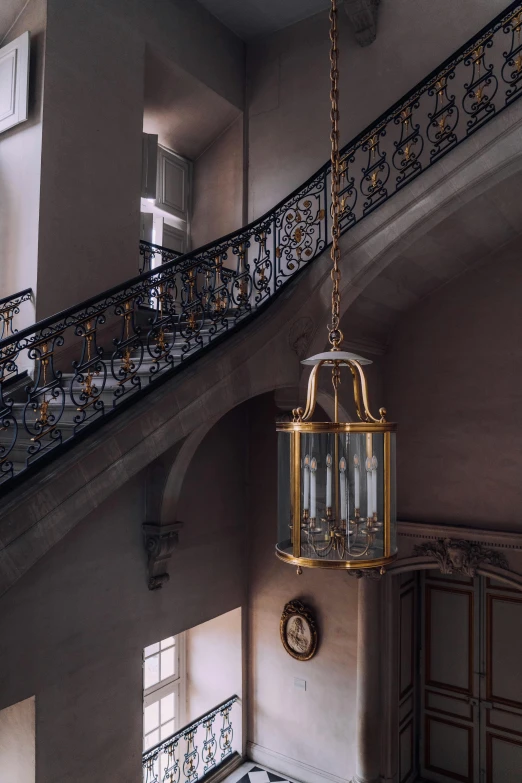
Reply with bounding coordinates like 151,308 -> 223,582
414,537 -> 509,578
143,522 -> 183,590
344,0 -> 380,46
288,317 -> 316,360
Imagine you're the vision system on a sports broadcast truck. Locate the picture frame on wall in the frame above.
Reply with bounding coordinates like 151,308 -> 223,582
280,600 -> 318,661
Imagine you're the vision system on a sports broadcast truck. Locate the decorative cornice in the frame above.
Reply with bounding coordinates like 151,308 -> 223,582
398,520 -> 522,551
413,537 -> 509,578
142,522 -> 183,590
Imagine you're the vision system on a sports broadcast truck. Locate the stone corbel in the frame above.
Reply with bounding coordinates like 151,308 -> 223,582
143,522 -> 183,590
344,0 -> 380,47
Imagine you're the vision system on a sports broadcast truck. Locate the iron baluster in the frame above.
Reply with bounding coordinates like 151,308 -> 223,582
463,40 -> 498,134
392,101 -> 424,188
502,10 -> 522,103
426,72 -> 459,161
360,130 -> 390,215
218,704 -> 233,760
338,151 -> 357,231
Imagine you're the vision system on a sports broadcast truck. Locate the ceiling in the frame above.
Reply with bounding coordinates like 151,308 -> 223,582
196,0 -> 330,40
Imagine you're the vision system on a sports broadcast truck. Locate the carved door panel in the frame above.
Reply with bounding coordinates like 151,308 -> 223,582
398,572 -> 419,783
481,580 -> 522,782
420,571 -> 480,783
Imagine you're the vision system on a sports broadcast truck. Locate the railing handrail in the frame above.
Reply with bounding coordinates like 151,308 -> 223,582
2,0 -> 519,353
0,288 -> 32,308
142,694 -> 239,761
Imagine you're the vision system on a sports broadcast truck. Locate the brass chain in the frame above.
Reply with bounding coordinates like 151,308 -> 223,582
328,0 -> 343,349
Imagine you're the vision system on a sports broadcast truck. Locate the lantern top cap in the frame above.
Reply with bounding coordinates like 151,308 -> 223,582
302,351 -> 372,367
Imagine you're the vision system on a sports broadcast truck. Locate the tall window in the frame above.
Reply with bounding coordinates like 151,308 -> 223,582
143,635 -> 185,751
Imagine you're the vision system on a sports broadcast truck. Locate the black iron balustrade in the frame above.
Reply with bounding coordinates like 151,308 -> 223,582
1,2 -> 522,492
142,696 -> 239,783
0,288 -> 32,341
139,241 -> 183,275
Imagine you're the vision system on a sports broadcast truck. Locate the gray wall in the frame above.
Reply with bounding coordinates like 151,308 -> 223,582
0,406 -> 247,783
0,0 -> 45,327
246,0 -> 508,220
384,240 -> 522,531
192,116 -> 244,249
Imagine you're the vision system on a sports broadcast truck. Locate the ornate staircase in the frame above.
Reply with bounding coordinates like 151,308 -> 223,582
1,0 -> 522,495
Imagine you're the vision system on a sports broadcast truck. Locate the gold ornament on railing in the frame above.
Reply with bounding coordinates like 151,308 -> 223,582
275,0 -> 398,573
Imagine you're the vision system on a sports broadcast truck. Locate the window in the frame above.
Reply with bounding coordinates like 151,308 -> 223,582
143,634 -> 185,751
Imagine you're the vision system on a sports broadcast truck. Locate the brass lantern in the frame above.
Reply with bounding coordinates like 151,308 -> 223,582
275,0 -> 397,573
276,351 -> 397,571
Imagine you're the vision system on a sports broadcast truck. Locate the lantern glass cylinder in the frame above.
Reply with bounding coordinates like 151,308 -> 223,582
276,425 -> 397,569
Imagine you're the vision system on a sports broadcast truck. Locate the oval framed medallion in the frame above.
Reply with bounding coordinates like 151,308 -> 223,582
280,600 -> 318,661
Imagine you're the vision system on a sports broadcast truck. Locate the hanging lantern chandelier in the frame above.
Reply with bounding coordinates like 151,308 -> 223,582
275,0 -> 397,573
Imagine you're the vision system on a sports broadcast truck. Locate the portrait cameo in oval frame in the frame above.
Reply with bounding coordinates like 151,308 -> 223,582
280,600 -> 318,661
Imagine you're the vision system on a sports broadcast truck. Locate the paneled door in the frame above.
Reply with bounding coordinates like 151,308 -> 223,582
398,572 -> 419,783
419,572 -> 522,783
420,570 -> 480,783
481,579 -> 522,782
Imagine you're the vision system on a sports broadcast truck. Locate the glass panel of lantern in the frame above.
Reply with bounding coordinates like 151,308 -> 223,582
276,428 -> 397,566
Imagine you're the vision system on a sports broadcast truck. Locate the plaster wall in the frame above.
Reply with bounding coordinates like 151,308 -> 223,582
34,0 -> 244,318
0,696 -> 35,783
0,407 -> 247,783
35,0 -> 143,318
246,0 -> 508,220
192,116 -> 244,249
384,240 -> 522,531
247,395 -> 359,781
99,0 -> 244,110
186,608 -> 242,728
0,0 -> 45,327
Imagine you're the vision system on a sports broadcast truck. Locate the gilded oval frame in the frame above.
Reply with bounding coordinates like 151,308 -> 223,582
280,600 -> 318,661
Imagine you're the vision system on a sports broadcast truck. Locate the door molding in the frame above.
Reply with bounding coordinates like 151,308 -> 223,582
382,521 -> 522,782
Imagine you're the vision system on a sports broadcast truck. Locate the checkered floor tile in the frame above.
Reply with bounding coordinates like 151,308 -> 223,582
235,766 -> 291,783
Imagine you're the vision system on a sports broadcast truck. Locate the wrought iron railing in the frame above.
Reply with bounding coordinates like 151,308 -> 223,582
142,696 -> 239,783
0,288 -> 32,341
139,241 -> 183,275
1,1 -> 522,491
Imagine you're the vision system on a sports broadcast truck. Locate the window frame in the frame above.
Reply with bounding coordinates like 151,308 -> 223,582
143,633 -> 186,750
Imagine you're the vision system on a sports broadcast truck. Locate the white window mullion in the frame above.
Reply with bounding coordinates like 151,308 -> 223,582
143,633 -> 186,752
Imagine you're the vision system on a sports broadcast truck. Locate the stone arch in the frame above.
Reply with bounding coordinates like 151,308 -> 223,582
158,387 -> 348,527
160,419 -> 220,524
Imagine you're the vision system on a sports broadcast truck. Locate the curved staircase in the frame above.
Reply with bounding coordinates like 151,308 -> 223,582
1,0 -> 522,496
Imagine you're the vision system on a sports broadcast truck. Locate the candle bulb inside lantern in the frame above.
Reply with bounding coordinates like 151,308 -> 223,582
326,453 -> 332,510
371,455 -> 378,519
303,455 -> 310,512
366,457 -> 373,520
310,457 -> 317,520
339,457 -> 347,521
354,454 -> 360,512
